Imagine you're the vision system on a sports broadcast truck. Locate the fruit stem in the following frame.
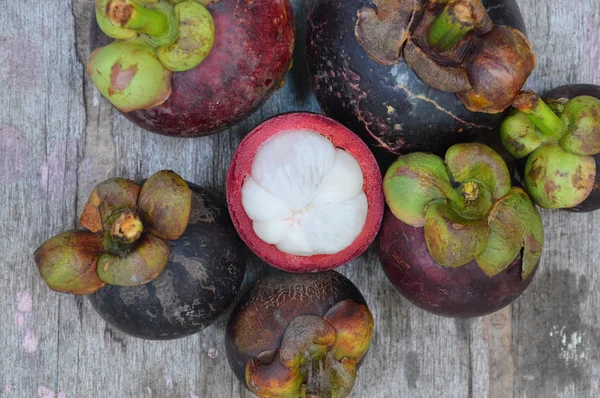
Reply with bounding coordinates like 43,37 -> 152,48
110,210 -> 144,244
106,0 -> 172,39
461,181 -> 479,203
427,0 -> 475,52
513,91 -> 567,140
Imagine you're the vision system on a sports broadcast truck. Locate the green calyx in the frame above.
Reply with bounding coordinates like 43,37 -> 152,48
33,171 -> 192,294
90,0 -> 216,112
427,0 -> 475,53
383,143 -> 544,279
501,91 -> 600,208
245,300 -> 374,398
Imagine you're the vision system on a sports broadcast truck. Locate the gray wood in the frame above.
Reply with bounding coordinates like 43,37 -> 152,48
1,0 -> 599,397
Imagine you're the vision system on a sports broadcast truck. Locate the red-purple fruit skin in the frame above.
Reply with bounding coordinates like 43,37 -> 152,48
90,0 -> 295,137
377,209 -> 538,318
543,84 -> 600,213
225,271 -> 367,384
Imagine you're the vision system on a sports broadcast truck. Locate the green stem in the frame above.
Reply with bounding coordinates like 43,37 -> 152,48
513,91 -> 566,140
427,1 -> 475,52
106,0 -> 172,38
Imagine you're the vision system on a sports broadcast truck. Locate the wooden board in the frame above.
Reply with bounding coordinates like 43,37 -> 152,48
1,0 -> 599,396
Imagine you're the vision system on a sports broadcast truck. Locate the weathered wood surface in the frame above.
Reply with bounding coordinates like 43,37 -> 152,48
1,0 -> 599,396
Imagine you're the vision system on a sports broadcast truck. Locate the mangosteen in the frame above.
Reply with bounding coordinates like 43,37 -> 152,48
34,171 -> 247,339
500,85 -> 600,212
306,0 -> 536,155
226,112 -> 384,272
225,270 -> 373,398
88,0 -> 295,137
378,143 -> 544,317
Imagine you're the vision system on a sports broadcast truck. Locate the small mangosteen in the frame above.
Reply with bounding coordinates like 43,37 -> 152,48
225,270 -> 373,398
34,171 -> 247,339
378,143 -> 544,317
500,85 -> 600,212
306,0 -> 536,155
88,0 -> 295,137
226,112 -> 384,272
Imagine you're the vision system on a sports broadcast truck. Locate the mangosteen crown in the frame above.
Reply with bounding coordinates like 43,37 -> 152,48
354,0 -> 536,114
244,300 -> 373,398
34,170 -> 192,294
88,0 -> 217,112
501,91 -> 600,208
383,143 -> 544,279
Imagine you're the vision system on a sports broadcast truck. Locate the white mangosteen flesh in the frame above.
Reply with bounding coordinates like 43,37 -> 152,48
241,130 -> 368,256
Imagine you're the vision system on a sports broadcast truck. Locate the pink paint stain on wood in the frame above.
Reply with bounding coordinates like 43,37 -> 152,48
207,347 -> 219,359
0,36 -> 42,88
39,140 -> 78,194
42,27 -> 51,41
4,383 -> 14,393
23,329 -> 39,353
0,124 -> 30,185
37,386 -> 55,398
58,393 -> 66,398
17,291 -> 33,312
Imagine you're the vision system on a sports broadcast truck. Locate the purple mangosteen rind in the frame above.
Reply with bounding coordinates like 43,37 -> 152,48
307,0 -> 535,156
88,185 -> 248,340
90,0 -> 296,137
500,86 -> 600,210
34,170 -> 194,293
225,271 -> 373,398
382,142 -> 544,280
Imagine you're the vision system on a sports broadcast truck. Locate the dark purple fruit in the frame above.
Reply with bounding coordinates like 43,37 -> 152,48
88,185 -> 247,340
89,0 -> 295,137
225,271 -> 373,397
378,143 -> 543,317
306,0 -> 535,155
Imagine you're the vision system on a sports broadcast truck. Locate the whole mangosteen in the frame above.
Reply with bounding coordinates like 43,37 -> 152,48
34,171 -> 247,339
500,85 -> 600,212
225,270 -> 374,398
377,143 -> 544,317
226,112 -> 384,272
88,0 -> 295,137
306,0 -> 536,155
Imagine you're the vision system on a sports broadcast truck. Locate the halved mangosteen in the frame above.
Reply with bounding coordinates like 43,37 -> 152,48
226,113 -> 384,272
225,270 -> 374,398
377,143 -> 544,317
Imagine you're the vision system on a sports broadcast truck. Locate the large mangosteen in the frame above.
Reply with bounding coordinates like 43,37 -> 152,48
226,112 -> 384,272
88,0 -> 295,137
306,0 -> 536,155
500,85 -> 600,212
225,270 -> 374,398
377,143 -> 544,317
34,171 -> 247,339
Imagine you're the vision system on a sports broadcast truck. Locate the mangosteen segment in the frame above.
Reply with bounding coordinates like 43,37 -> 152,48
382,142 -> 544,278
34,170 -> 193,294
227,113 -> 384,272
34,230 -> 106,295
226,271 -> 373,398
501,90 -> 600,209
89,0 -> 217,112
241,130 -> 368,256
354,0 -> 535,114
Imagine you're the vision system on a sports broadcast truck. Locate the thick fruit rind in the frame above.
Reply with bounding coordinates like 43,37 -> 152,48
226,113 -> 384,272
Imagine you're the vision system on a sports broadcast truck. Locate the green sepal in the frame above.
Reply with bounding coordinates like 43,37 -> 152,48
476,187 -> 544,279
138,170 -> 192,241
424,200 -> 489,267
559,95 -> 600,156
87,39 -> 172,113
95,0 -> 137,40
445,143 -> 511,201
525,143 -> 596,208
500,109 -> 544,159
158,1 -> 215,72
96,234 -> 170,286
383,152 -> 452,227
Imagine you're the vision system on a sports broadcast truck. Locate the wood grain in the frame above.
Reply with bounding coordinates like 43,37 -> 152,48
1,0 -> 599,397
